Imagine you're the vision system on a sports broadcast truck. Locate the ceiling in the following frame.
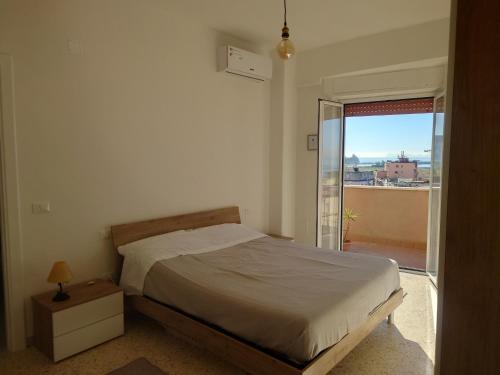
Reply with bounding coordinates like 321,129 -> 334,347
169,0 -> 451,51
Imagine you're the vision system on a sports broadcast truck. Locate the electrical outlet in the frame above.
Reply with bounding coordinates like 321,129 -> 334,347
242,208 -> 250,222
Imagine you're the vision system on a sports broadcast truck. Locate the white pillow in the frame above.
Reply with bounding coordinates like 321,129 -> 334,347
118,223 -> 266,295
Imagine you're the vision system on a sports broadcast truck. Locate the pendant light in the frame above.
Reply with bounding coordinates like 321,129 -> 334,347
276,0 -> 295,59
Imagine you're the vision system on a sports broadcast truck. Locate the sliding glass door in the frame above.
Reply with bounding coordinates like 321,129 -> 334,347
426,93 -> 446,285
317,100 -> 344,250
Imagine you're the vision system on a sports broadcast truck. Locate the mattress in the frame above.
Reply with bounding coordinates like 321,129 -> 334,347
141,236 -> 400,363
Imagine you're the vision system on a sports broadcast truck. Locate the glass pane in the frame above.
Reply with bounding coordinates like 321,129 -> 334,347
318,102 -> 343,250
427,95 -> 445,284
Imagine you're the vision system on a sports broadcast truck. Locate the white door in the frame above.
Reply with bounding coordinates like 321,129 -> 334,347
426,93 -> 446,286
317,100 -> 344,250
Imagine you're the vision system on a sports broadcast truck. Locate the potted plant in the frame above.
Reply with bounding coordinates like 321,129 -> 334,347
343,207 -> 358,243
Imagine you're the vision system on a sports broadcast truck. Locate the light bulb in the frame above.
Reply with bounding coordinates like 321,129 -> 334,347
277,38 -> 295,60
276,25 -> 295,60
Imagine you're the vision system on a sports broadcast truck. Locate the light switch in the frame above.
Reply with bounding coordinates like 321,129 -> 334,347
307,134 -> 318,150
32,202 -> 50,214
242,208 -> 250,222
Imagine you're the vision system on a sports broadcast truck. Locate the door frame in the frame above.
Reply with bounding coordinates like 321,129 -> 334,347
318,93 -> 438,253
319,92 -> 444,271
0,54 -> 26,351
426,91 -> 446,287
316,99 -> 345,250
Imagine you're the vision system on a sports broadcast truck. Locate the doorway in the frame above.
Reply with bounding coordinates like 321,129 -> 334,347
0,53 -> 27,351
317,97 -> 444,276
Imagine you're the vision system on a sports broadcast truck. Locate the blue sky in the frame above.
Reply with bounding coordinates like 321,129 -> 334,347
344,113 -> 433,160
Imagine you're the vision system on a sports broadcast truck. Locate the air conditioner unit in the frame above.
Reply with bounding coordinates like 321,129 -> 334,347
217,45 -> 272,81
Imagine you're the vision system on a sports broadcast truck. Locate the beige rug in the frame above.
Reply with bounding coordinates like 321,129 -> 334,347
107,358 -> 167,375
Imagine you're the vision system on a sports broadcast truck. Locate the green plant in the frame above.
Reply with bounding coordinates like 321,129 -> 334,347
343,207 -> 358,243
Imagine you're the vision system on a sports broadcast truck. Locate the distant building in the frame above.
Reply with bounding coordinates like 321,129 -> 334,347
344,168 -> 375,185
384,151 -> 418,180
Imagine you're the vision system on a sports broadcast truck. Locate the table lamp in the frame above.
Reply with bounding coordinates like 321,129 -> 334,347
47,261 -> 73,302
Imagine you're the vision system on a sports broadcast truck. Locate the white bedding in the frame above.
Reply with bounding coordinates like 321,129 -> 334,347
118,223 -> 266,294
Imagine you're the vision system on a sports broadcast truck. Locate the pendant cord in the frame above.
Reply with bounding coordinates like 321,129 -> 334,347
284,0 -> 287,26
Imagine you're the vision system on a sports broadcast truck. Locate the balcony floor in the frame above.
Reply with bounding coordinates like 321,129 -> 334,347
344,241 -> 426,270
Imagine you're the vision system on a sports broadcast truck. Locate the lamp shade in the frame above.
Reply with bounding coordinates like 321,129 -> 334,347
47,261 -> 73,284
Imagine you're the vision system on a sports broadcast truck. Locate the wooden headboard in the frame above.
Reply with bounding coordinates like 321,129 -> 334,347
110,206 -> 241,250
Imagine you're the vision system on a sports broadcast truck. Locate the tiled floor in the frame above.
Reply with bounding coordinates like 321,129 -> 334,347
0,272 -> 436,375
344,241 -> 427,270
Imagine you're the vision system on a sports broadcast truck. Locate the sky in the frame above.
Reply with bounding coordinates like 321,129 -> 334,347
344,113 -> 433,161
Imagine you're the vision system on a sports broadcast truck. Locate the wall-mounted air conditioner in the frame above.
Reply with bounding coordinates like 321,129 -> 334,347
217,45 -> 272,81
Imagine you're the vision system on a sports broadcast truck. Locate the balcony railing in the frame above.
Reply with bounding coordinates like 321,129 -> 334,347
343,185 -> 429,269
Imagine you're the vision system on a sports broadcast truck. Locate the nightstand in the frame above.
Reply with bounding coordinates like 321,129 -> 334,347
267,233 -> 294,241
32,279 -> 124,362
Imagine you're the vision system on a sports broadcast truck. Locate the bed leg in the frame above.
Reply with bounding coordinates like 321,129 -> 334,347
387,312 -> 394,324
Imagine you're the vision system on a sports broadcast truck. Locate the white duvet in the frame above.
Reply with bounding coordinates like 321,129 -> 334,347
118,223 -> 266,295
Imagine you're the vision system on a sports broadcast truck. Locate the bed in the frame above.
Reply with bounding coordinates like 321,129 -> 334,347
111,206 -> 403,375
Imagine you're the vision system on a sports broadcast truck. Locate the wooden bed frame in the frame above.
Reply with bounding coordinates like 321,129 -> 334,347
111,206 -> 404,375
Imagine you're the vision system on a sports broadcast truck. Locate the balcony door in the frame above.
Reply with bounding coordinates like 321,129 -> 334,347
317,100 -> 344,250
426,93 -> 446,285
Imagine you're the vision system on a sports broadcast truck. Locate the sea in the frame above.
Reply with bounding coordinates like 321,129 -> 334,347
356,157 -> 431,167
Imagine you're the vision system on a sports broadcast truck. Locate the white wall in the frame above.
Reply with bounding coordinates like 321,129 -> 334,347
294,85 -> 322,244
0,0 -> 271,336
281,60 -> 297,237
294,19 -> 450,245
269,57 -> 297,237
297,19 -> 450,87
269,58 -> 285,235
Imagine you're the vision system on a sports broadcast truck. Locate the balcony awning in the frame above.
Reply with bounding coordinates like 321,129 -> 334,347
344,98 -> 434,117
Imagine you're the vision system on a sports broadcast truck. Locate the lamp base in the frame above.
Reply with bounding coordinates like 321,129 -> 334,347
52,291 -> 70,302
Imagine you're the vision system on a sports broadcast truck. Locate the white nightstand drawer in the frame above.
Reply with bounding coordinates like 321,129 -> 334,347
53,313 -> 124,361
53,292 -> 123,337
